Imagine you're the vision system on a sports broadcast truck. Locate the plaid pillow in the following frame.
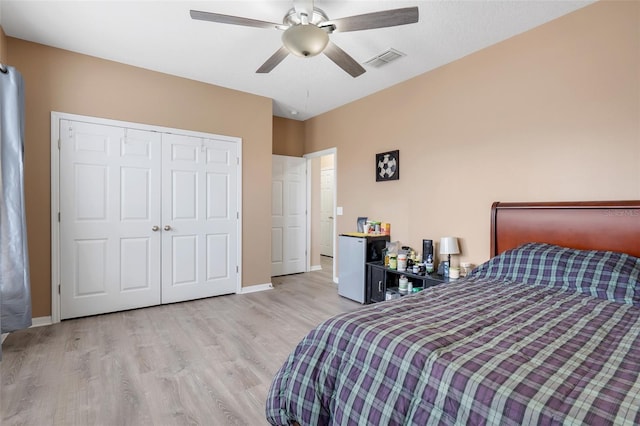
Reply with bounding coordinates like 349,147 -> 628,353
471,242 -> 640,306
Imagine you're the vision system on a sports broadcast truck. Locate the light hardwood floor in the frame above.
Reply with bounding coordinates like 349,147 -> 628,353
1,256 -> 359,425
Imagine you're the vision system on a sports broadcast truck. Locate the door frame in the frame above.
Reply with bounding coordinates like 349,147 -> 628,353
50,111 -> 243,323
303,148 -> 338,283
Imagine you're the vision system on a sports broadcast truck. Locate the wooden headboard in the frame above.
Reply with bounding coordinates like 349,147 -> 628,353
491,201 -> 640,258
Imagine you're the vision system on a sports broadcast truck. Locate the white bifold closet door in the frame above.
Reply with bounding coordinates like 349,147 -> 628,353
59,119 -> 238,319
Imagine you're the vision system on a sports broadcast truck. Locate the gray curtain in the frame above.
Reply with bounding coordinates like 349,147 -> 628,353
0,65 -> 31,357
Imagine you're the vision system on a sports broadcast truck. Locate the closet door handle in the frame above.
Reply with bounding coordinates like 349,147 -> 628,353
152,225 -> 160,232
164,225 -> 172,231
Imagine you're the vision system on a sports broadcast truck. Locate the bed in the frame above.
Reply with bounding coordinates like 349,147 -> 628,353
265,201 -> 640,425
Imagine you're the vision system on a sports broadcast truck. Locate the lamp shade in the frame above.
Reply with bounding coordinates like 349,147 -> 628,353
439,237 -> 460,255
282,24 -> 329,57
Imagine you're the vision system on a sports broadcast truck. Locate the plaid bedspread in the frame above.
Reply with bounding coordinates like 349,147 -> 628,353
265,277 -> 640,425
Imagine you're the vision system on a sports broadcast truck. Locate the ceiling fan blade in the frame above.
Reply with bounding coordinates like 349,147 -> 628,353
256,46 -> 290,74
190,10 -> 281,29
323,42 -> 366,78
323,7 -> 419,32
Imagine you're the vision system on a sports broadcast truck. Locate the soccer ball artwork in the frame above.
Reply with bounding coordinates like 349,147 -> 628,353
378,155 -> 396,178
375,150 -> 399,181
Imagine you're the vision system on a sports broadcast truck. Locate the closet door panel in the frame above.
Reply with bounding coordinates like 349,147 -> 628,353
161,133 -> 238,303
59,121 -> 162,319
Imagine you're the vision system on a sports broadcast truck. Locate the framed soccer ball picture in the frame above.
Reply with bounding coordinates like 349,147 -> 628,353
376,150 -> 400,182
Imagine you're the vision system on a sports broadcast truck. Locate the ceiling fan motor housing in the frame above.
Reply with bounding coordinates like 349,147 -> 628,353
283,7 -> 329,26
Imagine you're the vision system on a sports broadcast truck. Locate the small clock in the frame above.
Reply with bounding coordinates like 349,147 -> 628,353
376,150 -> 399,182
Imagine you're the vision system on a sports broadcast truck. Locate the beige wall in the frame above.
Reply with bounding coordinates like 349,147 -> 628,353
7,38 -> 273,317
305,1 -> 640,268
273,116 -> 305,156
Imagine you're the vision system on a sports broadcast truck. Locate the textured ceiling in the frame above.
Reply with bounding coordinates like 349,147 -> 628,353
0,0 -> 594,120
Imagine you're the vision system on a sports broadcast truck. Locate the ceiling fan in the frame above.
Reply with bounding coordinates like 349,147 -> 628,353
190,0 -> 419,78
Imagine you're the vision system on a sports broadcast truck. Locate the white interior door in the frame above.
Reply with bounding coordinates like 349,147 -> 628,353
320,168 -> 334,257
161,133 -> 238,303
59,120 -> 162,319
272,155 -> 307,276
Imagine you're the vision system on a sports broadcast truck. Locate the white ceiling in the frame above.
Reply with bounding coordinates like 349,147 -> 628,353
1,0 -> 593,121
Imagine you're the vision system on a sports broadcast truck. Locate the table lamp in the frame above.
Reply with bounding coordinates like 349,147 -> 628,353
439,237 -> 460,276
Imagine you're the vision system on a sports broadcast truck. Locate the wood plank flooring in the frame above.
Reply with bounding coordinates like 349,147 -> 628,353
1,257 -> 360,425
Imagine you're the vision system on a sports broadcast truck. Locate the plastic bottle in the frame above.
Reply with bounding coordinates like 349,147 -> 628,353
389,253 -> 397,270
399,275 -> 408,292
397,254 -> 407,271
425,253 -> 434,274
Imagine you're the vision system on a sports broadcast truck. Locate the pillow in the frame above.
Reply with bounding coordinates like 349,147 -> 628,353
470,242 -> 640,306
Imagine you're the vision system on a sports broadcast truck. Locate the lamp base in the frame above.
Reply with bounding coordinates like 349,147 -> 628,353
445,254 -> 451,277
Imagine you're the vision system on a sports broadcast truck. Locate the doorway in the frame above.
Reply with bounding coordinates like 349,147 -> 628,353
304,148 -> 337,283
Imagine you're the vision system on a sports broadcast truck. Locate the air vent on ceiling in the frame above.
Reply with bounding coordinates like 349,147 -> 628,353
363,48 -> 406,68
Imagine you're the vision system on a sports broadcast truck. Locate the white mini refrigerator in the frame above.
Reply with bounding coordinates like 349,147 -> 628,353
338,233 -> 389,303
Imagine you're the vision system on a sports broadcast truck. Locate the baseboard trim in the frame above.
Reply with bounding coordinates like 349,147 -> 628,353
309,265 -> 322,272
32,316 -> 53,328
1,316 -> 52,343
239,283 -> 273,294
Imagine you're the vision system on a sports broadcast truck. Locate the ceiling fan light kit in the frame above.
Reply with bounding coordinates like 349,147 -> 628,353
190,1 -> 419,77
282,24 -> 329,57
